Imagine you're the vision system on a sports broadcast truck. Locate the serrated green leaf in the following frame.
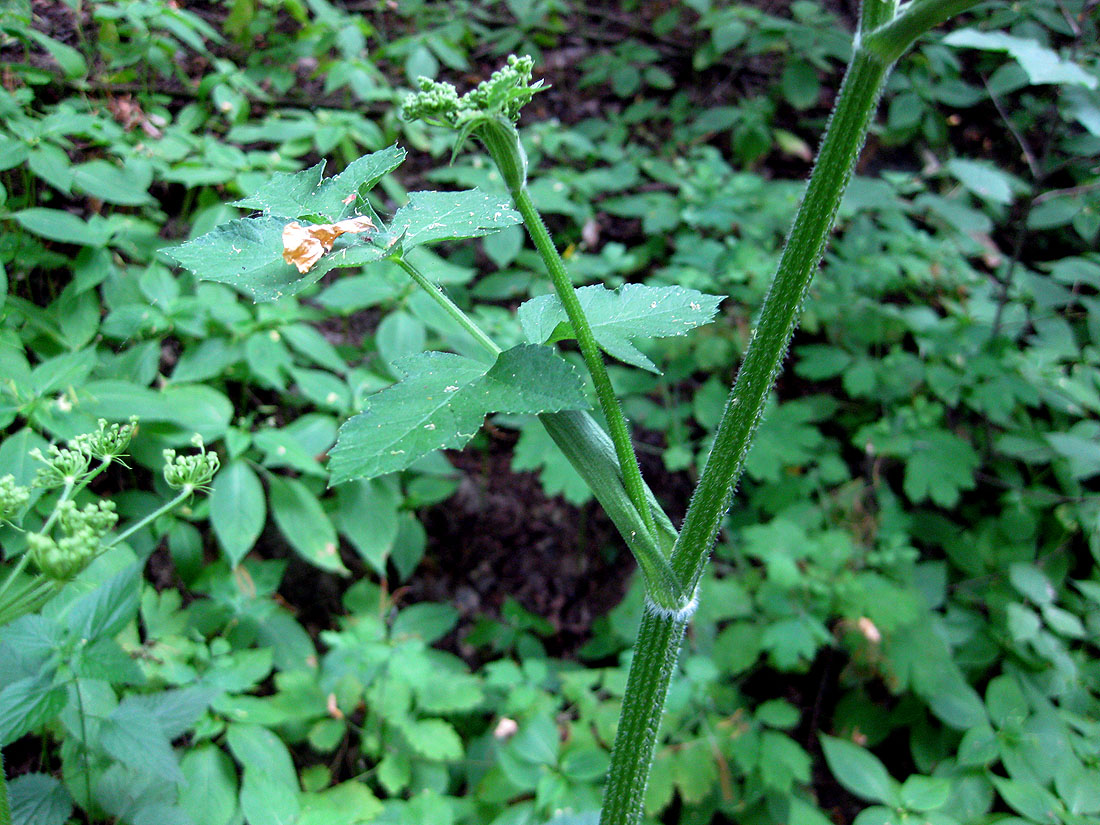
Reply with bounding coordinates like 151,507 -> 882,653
9,773 -> 73,825
0,673 -> 65,746
329,345 -> 588,483
398,717 -> 463,761
233,146 -> 406,221
298,781 -> 382,825
65,563 -> 141,641
902,430 -> 979,508
267,475 -> 348,575
379,189 -> 522,251
99,704 -> 183,782
167,215 -> 387,302
519,284 -> 723,373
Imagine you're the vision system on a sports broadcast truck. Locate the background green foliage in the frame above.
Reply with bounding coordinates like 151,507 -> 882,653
1,1 -> 1099,824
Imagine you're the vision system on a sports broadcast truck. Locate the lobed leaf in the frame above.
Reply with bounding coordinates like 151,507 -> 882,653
377,188 -> 522,251
519,283 -> 724,373
329,344 -> 589,484
166,215 -> 386,302
233,145 -> 406,221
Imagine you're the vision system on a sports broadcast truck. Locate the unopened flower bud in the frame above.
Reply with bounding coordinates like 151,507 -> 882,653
163,436 -> 220,491
0,475 -> 30,522
30,445 -> 91,489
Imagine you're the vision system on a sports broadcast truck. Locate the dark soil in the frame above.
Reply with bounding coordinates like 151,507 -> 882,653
411,430 -> 637,659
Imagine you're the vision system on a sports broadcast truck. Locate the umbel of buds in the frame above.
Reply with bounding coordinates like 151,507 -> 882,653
71,417 -> 138,463
0,474 -> 30,523
402,55 -> 544,194
30,444 -> 91,489
163,435 -> 220,492
29,500 -> 118,581
402,54 -> 543,129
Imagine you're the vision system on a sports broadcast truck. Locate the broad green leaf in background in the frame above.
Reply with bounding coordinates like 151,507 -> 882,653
267,474 -> 349,575
819,735 -> 900,806
944,29 -> 1098,89
333,479 -> 400,574
945,158 -> 1019,205
298,781 -> 383,825
226,723 -> 300,788
8,773 -> 73,825
328,345 -> 589,483
25,29 -> 87,78
179,746 -> 239,825
75,381 -> 232,442
98,704 -> 183,782
73,160 -> 154,206
519,284 -> 724,373
210,460 -> 266,567
14,208 -> 106,247
903,431 -> 980,508
378,189 -> 523,251
233,145 -> 406,221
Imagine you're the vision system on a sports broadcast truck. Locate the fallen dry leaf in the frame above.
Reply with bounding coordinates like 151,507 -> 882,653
282,216 -> 376,273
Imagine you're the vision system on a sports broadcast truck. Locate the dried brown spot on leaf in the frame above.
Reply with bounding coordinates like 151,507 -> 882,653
281,216 -> 376,273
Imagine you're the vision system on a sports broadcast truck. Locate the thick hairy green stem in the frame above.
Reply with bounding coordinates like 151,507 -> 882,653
601,26 -> 911,825
0,749 -> 10,825
601,609 -> 689,825
670,47 -> 890,590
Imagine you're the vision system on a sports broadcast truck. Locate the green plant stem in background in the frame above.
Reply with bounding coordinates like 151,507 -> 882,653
599,6 -> 977,822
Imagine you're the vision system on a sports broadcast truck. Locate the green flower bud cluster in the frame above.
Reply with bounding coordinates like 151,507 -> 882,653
30,444 -> 91,489
402,54 -> 543,128
29,500 -> 118,581
71,417 -> 138,463
0,474 -> 30,523
163,436 -> 220,491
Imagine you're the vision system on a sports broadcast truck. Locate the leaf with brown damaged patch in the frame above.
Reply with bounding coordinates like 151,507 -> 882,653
281,216 -> 376,274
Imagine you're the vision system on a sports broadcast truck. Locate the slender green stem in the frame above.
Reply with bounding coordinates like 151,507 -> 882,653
0,553 -> 32,602
103,489 -> 190,550
39,480 -> 74,535
391,255 -> 686,607
72,458 -> 112,497
392,257 -> 502,356
0,749 -> 11,825
510,187 -> 658,541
